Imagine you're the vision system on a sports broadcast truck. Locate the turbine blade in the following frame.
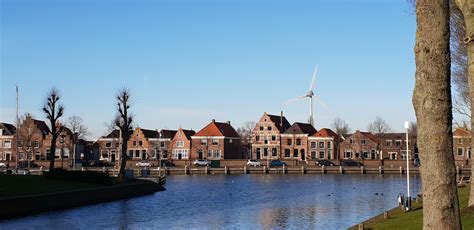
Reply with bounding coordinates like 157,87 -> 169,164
309,64 -> 319,91
315,96 -> 329,110
284,95 -> 308,105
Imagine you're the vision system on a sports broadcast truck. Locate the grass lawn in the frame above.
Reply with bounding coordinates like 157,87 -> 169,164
354,186 -> 473,229
0,174 -> 102,197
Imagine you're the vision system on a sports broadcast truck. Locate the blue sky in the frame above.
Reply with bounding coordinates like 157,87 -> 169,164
1,0 -> 418,139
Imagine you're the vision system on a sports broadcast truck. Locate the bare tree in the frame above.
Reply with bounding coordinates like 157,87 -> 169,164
408,121 -> 417,137
413,0 -> 461,227
367,117 -> 393,134
115,88 -> 133,180
330,117 -> 351,137
17,113 -> 43,163
66,115 -> 89,140
42,87 -> 65,170
236,121 -> 256,144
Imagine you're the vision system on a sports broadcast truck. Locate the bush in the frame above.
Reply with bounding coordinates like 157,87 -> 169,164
44,168 -> 114,185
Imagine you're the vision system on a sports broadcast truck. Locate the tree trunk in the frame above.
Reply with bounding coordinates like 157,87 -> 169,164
413,0 -> 461,228
118,134 -> 128,180
49,135 -> 57,169
454,0 -> 474,208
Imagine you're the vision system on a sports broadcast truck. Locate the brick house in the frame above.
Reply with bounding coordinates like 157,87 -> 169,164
42,124 -> 74,162
377,133 -> 418,160
127,128 -> 159,160
308,128 -> 340,160
0,122 -> 16,163
97,130 -> 121,162
453,128 -> 471,161
157,129 -> 177,160
280,122 -> 317,161
251,112 -> 291,160
170,127 -> 196,160
191,120 -> 241,160
339,130 -> 379,160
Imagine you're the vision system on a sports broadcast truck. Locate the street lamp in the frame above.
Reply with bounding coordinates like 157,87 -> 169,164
404,121 -> 411,211
73,132 -> 78,170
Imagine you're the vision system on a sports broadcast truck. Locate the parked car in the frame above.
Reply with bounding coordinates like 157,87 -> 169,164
413,158 -> 421,167
270,160 -> 287,167
17,161 -> 39,169
316,159 -> 336,167
136,161 -> 154,167
0,162 -> 7,168
160,160 -> 175,167
247,159 -> 262,167
193,159 -> 210,166
341,159 -> 363,167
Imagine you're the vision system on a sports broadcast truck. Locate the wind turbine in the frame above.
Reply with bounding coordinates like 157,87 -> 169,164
285,65 -> 327,126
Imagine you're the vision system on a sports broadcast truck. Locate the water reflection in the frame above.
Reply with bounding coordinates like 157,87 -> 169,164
0,174 -> 420,230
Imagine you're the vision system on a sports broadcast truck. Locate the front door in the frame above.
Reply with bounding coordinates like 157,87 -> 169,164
198,151 -> 203,159
256,148 -> 261,159
178,153 -> 182,160
301,149 -> 305,161
111,154 -> 116,162
264,148 -> 268,158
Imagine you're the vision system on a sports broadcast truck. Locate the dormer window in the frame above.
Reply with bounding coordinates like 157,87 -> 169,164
361,139 -> 366,145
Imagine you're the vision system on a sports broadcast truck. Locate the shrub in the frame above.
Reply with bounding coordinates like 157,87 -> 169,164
44,169 -> 114,185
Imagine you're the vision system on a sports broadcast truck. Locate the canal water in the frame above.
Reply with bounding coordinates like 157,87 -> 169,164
1,174 -> 421,230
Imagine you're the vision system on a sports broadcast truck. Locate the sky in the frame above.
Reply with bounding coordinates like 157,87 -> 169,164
1,0 -> 420,140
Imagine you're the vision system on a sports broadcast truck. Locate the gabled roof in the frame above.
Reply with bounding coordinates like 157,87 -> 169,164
313,128 -> 338,138
160,129 -> 177,139
0,122 -> 16,135
284,122 -> 317,135
140,128 -> 159,139
453,128 -> 470,137
376,133 -> 406,140
33,119 -> 50,135
194,120 -> 240,137
104,130 -> 120,138
182,129 -> 196,139
266,113 -> 291,133
360,131 -> 379,143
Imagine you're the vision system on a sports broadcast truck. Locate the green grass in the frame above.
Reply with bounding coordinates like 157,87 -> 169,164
0,174 -> 102,197
355,186 -> 473,229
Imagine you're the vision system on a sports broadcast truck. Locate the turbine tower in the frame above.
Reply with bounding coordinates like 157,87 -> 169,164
285,65 -> 327,126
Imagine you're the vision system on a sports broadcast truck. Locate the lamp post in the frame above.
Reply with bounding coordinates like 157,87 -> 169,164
60,134 -> 65,169
73,132 -> 78,170
404,121 -> 411,211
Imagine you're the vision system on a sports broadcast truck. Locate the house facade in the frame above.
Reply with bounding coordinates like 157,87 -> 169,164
97,130 -> 121,162
280,122 -> 317,161
191,120 -> 241,160
251,112 -> 291,160
157,129 -> 177,160
453,128 -> 471,161
339,130 -> 379,160
308,128 -> 339,160
0,122 -> 16,163
377,133 -> 417,160
127,128 -> 159,161
170,127 -> 195,160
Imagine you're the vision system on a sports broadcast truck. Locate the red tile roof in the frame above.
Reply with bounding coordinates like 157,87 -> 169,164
313,128 -> 338,138
360,131 -> 379,143
194,120 -> 240,137
453,128 -> 470,137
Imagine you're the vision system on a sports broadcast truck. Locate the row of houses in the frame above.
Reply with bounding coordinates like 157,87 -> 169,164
0,112 -> 472,165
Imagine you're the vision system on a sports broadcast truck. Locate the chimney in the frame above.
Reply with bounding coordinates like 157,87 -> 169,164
212,119 -> 215,123
227,121 -> 231,125
280,111 -> 283,129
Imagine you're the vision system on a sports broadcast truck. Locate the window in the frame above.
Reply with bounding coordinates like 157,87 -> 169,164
327,150 -> 332,159
272,148 -> 277,156
212,139 -> 219,145
268,126 -> 272,131
350,139 -> 355,144
135,150 -> 140,158
201,139 -> 207,145
285,149 -> 291,158
318,141 -> 325,148
293,149 -> 299,158
345,150 -> 352,159
142,150 -> 147,159
256,148 -> 261,158
3,140 -> 11,149
401,150 -> 411,160
386,140 -> 392,147
260,126 -> 264,131
271,135 -> 276,141
395,140 -> 402,147
311,151 -> 317,159
287,139 -> 292,145
133,141 -> 137,146
18,140 -> 23,147
319,151 -> 325,159
310,142 -> 316,149
139,141 -> 143,146
389,152 -> 397,160
208,150 -> 212,157
264,137 -> 269,144
263,148 -> 268,157
160,142 -> 165,147
34,140 -> 40,147
327,141 -> 332,149
458,138 -> 463,144
361,139 -> 366,145
256,136 -> 260,142
105,142 -> 112,148
363,151 -> 368,159
177,141 -> 184,147
296,138 -> 301,146
457,147 -> 464,156
128,150 -> 133,158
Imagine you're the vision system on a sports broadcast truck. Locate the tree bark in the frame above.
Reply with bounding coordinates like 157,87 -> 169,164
453,0 -> 474,208
413,0 -> 461,228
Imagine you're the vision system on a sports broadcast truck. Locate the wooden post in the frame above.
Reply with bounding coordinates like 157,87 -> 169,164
244,165 -> 247,174
400,166 -> 403,174
379,166 -> 383,174
321,165 -> 325,174
263,166 -> 267,174
384,212 -> 389,219
283,164 -> 286,174
361,166 -> 364,174
225,166 -> 228,175
301,165 -> 305,174
358,223 -> 364,230
456,165 -> 460,175
205,165 -> 208,174
184,165 -> 188,175
339,166 -> 343,174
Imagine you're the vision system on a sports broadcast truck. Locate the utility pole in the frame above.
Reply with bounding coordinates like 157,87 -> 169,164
15,85 -> 19,169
